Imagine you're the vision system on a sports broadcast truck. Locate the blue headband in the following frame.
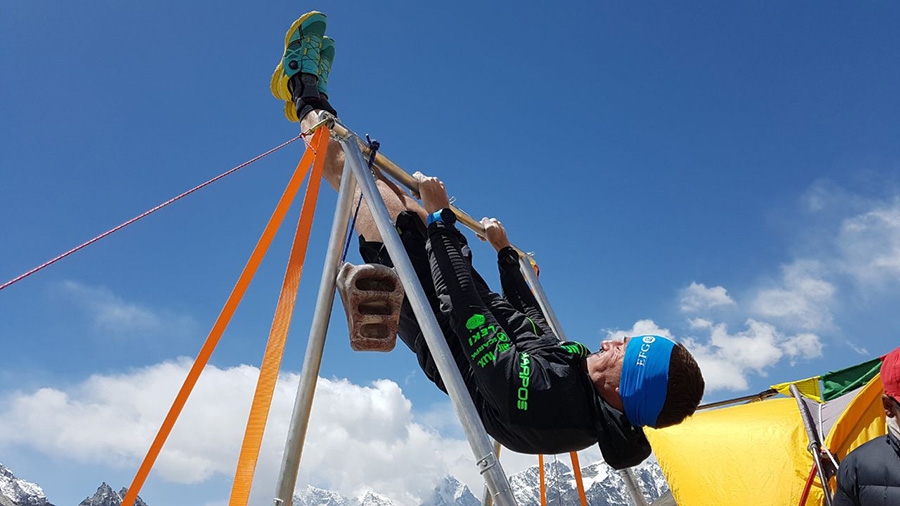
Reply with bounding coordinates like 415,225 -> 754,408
619,335 -> 675,427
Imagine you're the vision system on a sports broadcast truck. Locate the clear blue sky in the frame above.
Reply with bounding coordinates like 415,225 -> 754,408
1,2 -> 899,505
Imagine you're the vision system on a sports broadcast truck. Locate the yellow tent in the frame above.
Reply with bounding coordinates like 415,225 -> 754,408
646,371 -> 886,506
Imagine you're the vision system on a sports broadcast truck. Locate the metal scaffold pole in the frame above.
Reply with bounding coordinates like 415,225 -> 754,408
338,128 -> 518,506
274,153 -> 357,506
516,255 -> 568,342
521,246 -> 652,506
619,468 -> 651,506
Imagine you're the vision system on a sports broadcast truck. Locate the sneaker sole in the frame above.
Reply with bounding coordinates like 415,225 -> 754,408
283,101 -> 299,123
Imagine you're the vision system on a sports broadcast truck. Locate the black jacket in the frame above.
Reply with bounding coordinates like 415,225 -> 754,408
377,217 -> 651,470
833,431 -> 900,506
484,247 -> 650,468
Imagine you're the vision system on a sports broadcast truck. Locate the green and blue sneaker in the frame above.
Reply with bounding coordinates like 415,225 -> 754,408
271,12 -> 338,122
271,11 -> 327,102
317,36 -> 335,97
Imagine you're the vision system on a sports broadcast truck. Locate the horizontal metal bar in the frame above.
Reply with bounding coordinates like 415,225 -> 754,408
326,117 -> 531,254
696,389 -> 778,410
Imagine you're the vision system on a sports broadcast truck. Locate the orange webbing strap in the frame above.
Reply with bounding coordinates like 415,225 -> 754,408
538,454 -> 547,506
121,127 -> 327,506
228,127 -> 330,505
569,451 -> 588,506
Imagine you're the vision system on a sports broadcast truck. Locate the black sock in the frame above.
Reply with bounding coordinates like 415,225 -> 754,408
289,73 -> 337,121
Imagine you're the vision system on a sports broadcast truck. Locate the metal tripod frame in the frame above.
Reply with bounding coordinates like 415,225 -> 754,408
274,117 -> 518,506
272,113 -> 650,506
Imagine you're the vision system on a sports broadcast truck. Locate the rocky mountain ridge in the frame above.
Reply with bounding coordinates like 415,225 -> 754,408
1,459 -> 668,506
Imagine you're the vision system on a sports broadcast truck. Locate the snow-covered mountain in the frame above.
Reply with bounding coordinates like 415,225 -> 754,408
294,487 -> 403,506
2,458 -> 668,506
358,491 -> 396,506
0,466 -> 151,506
293,459 -> 667,506
421,476 -> 479,506
0,464 -> 53,506
293,485 -> 355,506
509,458 -> 668,506
76,483 -> 147,506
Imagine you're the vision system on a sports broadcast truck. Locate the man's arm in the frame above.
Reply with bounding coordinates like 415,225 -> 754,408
482,218 -> 553,337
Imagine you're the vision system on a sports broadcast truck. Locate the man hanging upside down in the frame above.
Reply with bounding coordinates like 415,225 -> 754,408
270,11 -> 705,469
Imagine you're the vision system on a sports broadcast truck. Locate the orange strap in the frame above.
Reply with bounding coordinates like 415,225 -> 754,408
228,127 -> 329,505
121,128 -> 326,506
569,451 -> 588,506
538,454 -> 546,506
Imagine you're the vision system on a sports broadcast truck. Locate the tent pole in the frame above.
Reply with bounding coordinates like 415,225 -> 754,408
789,384 -> 835,506
696,388 -> 778,410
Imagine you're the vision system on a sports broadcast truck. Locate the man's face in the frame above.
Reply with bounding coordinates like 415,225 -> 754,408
885,395 -> 900,419
584,337 -> 632,411
597,337 -> 630,377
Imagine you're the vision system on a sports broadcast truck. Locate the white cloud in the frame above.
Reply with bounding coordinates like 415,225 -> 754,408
61,281 -> 162,333
837,199 -> 900,286
751,261 -> 835,332
0,361 -> 522,505
688,318 -> 712,330
416,401 -> 465,439
681,319 -> 823,392
782,333 -> 824,363
679,283 -> 735,313
605,317 -> 821,393
604,319 -> 673,342
802,179 -> 858,213
58,281 -> 197,339
603,318 -> 821,392
672,265 -> 829,393
612,187 -> 900,394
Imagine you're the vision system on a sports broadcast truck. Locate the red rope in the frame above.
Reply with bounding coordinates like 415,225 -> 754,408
0,134 -> 305,292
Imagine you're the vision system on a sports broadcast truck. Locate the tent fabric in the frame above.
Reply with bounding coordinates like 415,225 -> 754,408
646,398 -> 818,506
646,370 -> 888,506
773,376 -> 823,402
768,358 -> 881,404
821,358 -> 882,401
810,387 -> 855,440
798,385 -> 857,447
823,373 -> 886,460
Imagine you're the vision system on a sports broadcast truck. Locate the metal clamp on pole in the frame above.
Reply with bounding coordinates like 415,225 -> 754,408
476,451 -> 500,474
481,441 -> 503,506
339,133 -> 518,506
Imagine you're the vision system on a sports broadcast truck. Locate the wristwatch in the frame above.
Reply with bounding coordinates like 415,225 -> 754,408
427,208 -> 457,226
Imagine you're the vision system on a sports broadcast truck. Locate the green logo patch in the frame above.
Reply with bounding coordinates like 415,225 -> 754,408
466,313 -> 486,330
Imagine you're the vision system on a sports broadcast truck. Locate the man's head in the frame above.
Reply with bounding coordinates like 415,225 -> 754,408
588,335 -> 704,428
881,346 -> 900,420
